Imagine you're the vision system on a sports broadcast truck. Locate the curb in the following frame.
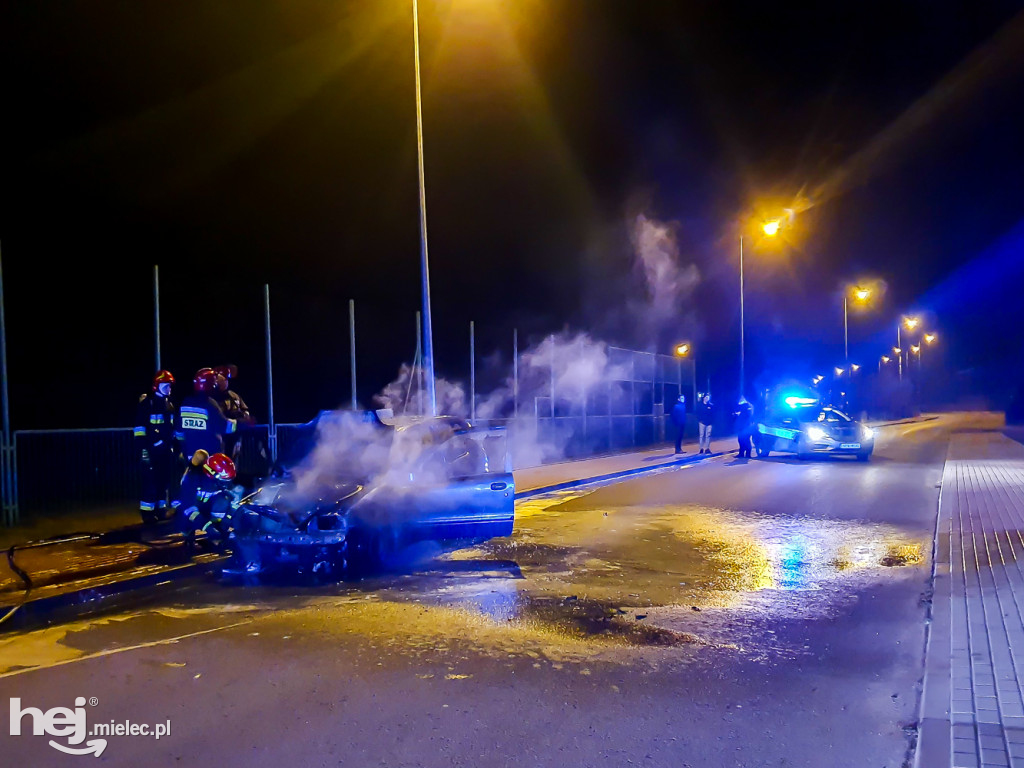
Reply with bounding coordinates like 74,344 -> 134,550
0,554 -> 226,635
873,415 -> 940,428
515,450 -> 727,499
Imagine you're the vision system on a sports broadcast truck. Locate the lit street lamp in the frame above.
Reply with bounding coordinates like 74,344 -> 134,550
844,285 -> 871,364
879,355 -> 890,374
739,213 -> 787,398
674,342 -> 697,412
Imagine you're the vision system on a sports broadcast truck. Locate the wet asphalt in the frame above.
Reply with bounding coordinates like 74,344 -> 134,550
0,413 -> 972,767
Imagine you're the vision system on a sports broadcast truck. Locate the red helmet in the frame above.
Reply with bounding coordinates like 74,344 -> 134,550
152,370 -> 175,390
204,453 -> 236,481
214,364 -> 238,381
194,368 -> 218,392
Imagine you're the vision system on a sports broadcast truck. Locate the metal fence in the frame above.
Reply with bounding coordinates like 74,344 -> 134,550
528,347 -> 685,457
0,348 -> 690,525
6,423 -> 318,520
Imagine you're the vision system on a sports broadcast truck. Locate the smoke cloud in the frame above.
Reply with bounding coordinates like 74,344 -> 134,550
628,213 -> 701,337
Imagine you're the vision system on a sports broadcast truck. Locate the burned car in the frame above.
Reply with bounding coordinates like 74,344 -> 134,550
754,397 -> 874,461
224,413 -> 515,579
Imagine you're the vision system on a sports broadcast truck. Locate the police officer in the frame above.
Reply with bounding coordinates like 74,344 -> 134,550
670,394 -> 687,454
135,370 -> 180,524
733,398 -> 754,459
179,368 -> 238,463
178,450 -> 237,549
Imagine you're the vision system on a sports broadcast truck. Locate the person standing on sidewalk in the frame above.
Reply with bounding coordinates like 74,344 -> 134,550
698,393 -> 714,454
733,398 -> 754,459
135,370 -> 181,524
670,394 -> 687,454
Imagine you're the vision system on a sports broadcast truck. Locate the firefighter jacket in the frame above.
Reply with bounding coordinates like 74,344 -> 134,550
178,393 -> 237,460
179,468 -> 235,528
135,392 -> 178,454
218,389 -> 251,422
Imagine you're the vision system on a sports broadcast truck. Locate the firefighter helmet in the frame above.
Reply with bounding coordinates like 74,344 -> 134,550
204,453 -> 236,481
214,364 -> 238,381
193,368 -> 218,392
152,370 -> 175,390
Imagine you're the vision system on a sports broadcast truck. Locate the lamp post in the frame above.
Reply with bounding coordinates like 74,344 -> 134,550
675,342 -> 697,411
739,217 -> 783,398
412,0 -> 437,415
844,286 -> 870,364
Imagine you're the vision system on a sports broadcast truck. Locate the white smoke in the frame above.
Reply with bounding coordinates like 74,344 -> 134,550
373,363 -> 467,417
628,213 -> 701,335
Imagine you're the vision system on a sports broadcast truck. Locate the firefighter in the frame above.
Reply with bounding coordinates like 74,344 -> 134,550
213,364 -> 252,462
179,367 -> 238,462
178,450 -> 237,549
135,370 -> 180,524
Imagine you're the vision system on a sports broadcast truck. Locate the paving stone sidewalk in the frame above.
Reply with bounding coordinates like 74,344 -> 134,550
919,430 -> 1024,768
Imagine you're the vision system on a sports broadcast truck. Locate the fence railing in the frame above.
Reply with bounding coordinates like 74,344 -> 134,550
0,348 -> 691,525
1,408 -> 683,525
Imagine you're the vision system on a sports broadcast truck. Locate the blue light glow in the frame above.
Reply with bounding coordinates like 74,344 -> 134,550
784,396 -> 818,408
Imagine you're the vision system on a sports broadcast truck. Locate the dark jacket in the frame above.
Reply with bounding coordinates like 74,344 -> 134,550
135,392 -> 178,455
179,393 -> 237,460
734,401 -> 754,435
698,401 -> 714,425
218,389 -> 251,422
670,401 -> 687,427
178,467 -> 234,528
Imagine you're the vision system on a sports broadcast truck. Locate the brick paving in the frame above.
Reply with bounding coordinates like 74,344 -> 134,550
920,430 -> 1024,768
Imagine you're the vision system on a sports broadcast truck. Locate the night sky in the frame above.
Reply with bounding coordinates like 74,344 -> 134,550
2,0 -> 1023,429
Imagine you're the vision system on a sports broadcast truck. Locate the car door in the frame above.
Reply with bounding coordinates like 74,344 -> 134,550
353,430 -> 515,546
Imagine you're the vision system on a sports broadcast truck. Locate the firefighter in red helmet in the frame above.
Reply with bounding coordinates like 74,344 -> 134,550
213,364 -> 252,462
178,450 -> 238,549
134,370 -> 180,524
177,368 -> 237,463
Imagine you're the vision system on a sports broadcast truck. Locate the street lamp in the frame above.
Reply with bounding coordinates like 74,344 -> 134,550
739,213 -> 786,398
412,0 -> 437,415
674,342 -> 697,412
844,285 -> 871,364
896,316 -> 922,384
879,355 -> 890,373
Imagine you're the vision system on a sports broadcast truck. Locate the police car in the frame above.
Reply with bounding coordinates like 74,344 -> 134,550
754,396 -> 874,461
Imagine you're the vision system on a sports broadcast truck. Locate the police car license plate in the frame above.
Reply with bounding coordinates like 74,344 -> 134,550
840,442 -> 860,449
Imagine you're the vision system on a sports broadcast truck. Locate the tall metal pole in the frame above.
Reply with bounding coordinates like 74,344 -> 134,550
513,328 -> 519,419
739,234 -> 745,398
153,264 -> 162,371
0,244 -> 14,525
897,323 -> 903,382
412,0 -> 437,416
691,358 -> 697,414
416,311 -> 424,416
843,296 -> 849,365
263,285 -> 277,465
549,334 -> 555,417
349,299 -> 357,410
469,320 -> 476,421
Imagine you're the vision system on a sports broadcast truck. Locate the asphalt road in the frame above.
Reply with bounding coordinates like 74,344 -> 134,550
0,413 -> 975,768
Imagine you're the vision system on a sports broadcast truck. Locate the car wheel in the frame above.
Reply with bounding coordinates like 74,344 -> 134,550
755,437 -> 772,457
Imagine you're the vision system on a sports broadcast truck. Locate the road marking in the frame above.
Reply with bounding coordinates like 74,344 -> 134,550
0,619 -> 252,680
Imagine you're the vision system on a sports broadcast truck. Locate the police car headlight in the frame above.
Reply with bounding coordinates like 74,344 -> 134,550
860,425 -> 875,441
806,426 -> 827,441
